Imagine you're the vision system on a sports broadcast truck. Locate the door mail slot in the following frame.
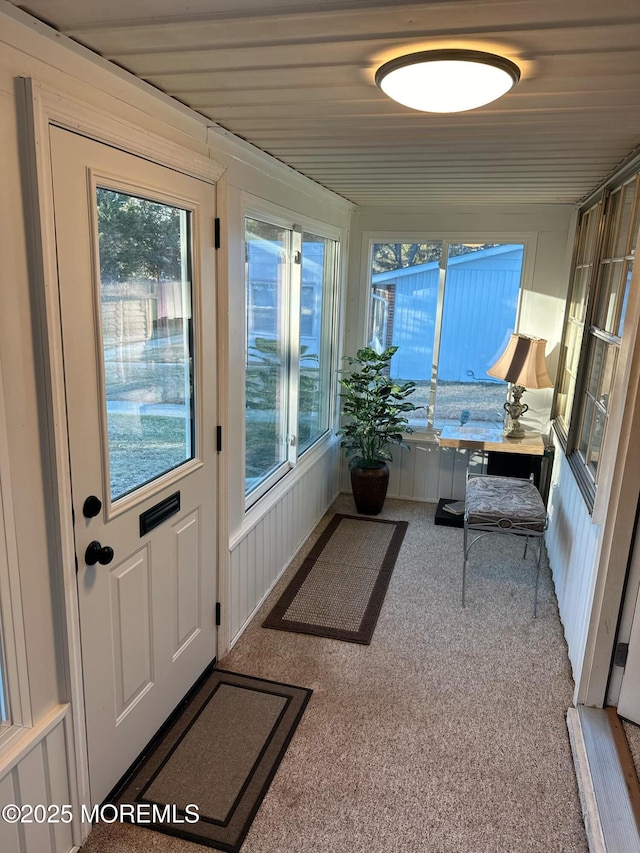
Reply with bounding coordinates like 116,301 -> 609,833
140,492 -> 180,536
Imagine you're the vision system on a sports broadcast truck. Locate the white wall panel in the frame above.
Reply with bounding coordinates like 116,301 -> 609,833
0,708 -> 76,853
16,744 -> 52,852
546,442 -> 602,684
229,441 -> 340,643
0,772 -> 22,852
340,440 -> 488,503
41,721 -> 74,853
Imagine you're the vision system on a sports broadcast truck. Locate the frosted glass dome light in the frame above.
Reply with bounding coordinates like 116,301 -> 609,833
375,49 -> 521,113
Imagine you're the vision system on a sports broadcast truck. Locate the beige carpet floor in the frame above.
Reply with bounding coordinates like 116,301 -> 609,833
80,495 -> 587,853
623,718 -> 640,774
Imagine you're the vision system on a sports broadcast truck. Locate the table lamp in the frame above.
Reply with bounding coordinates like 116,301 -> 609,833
487,334 -> 553,438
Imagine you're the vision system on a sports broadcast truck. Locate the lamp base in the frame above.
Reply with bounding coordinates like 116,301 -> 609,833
502,385 -> 528,439
502,422 -> 526,439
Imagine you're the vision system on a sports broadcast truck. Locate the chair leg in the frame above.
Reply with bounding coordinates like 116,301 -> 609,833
523,536 -> 529,559
462,523 -> 468,608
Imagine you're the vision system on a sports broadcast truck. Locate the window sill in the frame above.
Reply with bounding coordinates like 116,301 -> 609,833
0,705 -> 70,779
401,430 -> 440,445
552,419 -> 569,453
566,450 -> 596,515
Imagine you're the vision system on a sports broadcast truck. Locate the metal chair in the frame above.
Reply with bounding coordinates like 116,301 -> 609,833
462,473 -> 548,617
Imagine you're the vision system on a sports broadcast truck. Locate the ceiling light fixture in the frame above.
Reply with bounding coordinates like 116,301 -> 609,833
375,49 -> 521,113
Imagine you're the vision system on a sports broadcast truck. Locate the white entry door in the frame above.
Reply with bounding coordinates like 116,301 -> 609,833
50,127 -> 218,804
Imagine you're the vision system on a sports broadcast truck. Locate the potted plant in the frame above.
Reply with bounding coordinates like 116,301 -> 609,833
337,346 -> 418,514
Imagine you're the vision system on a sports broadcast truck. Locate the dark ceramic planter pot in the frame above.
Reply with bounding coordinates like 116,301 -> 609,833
350,463 -> 390,515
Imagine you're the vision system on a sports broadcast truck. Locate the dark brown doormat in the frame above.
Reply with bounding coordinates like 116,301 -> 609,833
112,668 -> 311,852
263,513 -> 408,644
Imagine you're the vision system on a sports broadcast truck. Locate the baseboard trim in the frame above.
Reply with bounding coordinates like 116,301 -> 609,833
567,705 -> 640,852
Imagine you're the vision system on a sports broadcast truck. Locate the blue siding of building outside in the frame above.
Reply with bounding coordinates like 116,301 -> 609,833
246,242 -> 523,383
373,246 -> 523,382
246,239 -> 325,358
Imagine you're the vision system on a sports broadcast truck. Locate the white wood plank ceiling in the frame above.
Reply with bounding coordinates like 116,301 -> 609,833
11,0 -> 640,205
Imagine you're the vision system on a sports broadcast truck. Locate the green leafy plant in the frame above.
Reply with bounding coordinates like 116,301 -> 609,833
337,346 -> 418,469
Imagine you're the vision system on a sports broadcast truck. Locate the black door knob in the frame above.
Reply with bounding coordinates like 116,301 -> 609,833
82,495 -> 102,519
85,540 -> 114,566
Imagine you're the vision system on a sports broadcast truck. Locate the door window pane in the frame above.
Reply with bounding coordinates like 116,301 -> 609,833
245,219 -> 289,494
96,189 -> 194,502
298,234 -> 335,454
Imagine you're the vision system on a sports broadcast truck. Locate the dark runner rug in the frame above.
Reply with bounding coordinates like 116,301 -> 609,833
112,668 -> 311,851
263,513 -> 408,644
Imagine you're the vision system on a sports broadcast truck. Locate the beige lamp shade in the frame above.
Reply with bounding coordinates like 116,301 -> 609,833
487,334 -> 553,388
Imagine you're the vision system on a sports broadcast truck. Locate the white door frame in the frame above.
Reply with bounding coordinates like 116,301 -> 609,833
18,77 -> 226,843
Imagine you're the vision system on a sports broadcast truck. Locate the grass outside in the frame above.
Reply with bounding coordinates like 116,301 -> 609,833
105,372 -> 508,500
402,380 -> 508,430
107,411 -> 190,500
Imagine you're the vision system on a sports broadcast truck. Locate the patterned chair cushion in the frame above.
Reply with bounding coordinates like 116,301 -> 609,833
465,475 -> 546,532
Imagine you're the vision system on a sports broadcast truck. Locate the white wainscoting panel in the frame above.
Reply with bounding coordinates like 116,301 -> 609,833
340,440 -> 487,502
229,442 -> 340,644
546,444 -> 602,683
0,707 -> 77,853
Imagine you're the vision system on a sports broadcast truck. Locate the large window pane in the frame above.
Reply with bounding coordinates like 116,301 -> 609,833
586,337 -> 606,399
368,241 -> 523,430
578,397 -> 596,460
571,267 -> 591,323
595,262 -> 625,332
244,214 -> 340,503
589,408 -> 607,476
96,188 -> 194,502
245,219 -> 290,494
554,200 -> 602,437
434,243 -> 522,429
369,242 -> 443,428
298,233 -> 335,454
619,262 -> 633,337
578,334 -> 617,484
559,166 -> 640,508
613,180 -> 636,257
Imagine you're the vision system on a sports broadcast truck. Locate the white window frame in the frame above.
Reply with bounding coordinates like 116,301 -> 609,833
360,231 -> 537,435
0,358 -> 32,752
554,168 -> 640,514
242,197 -> 341,510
